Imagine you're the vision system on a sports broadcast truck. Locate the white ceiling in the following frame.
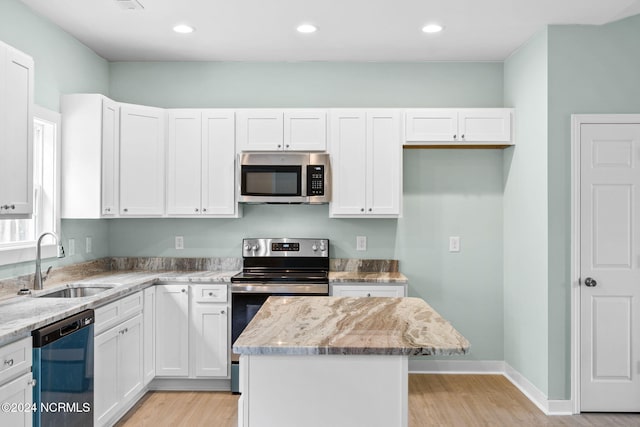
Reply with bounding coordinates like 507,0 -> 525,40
19,0 -> 640,62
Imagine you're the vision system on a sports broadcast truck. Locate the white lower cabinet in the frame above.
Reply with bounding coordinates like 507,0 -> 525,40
0,337 -> 33,427
143,286 -> 156,385
155,284 -> 229,378
94,294 -> 144,427
330,283 -> 407,297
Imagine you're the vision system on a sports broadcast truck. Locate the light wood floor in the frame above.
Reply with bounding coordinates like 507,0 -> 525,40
116,374 -> 640,427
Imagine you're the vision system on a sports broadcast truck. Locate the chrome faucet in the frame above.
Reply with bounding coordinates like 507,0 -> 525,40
33,232 -> 65,291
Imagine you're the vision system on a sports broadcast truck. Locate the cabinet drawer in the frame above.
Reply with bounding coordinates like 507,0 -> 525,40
95,291 -> 144,335
192,284 -> 227,303
0,337 -> 32,384
331,284 -> 406,298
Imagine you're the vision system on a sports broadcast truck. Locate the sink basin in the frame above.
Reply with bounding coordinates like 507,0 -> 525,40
34,284 -> 117,298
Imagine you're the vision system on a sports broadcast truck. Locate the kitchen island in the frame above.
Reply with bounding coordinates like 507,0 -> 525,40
233,296 -> 469,427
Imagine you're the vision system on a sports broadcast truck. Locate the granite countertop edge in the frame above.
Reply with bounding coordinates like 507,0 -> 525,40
0,270 -> 239,347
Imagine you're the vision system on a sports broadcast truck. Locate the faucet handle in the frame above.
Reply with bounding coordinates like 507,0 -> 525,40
43,266 -> 53,282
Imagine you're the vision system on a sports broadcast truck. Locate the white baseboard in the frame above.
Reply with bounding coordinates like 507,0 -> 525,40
409,359 -> 573,416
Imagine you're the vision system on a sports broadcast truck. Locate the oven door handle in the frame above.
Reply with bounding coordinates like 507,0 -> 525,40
230,283 -> 328,294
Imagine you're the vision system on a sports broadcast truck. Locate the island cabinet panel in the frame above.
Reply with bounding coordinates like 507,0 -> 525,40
239,355 -> 407,427
143,286 -> 156,386
119,104 -> 165,216
0,42 -> 33,217
329,110 -> 402,217
404,108 -> 512,146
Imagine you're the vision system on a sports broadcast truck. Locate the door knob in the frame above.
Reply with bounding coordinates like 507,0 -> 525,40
584,277 -> 597,287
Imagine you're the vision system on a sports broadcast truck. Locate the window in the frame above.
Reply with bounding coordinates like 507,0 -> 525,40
0,106 -> 60,266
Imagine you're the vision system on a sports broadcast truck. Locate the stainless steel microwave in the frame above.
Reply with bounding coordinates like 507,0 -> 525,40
238,152 -> 331,204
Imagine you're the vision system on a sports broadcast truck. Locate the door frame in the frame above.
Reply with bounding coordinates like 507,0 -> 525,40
570,114 -> 640,414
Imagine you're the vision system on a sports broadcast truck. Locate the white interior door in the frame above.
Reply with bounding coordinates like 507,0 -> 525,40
580,122 -> 640,411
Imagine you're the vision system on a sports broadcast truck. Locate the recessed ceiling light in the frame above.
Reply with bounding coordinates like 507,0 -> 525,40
296,24 -> 317,34
422,24 -> 443,34
173,24 -> 195,34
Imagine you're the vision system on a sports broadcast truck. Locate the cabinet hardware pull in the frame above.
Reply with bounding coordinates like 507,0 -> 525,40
461,134 -> 465,139
286,144 -> 290,148
221,310 -> 225,314
368,208 -> 372,212
366,293 -> 371,297
195,208 -> 199,212
181,289 -> 186,293
453,134 -> 457,139
4,358 -> 14,366
9,205 -> 14,209
123,208 -> 128,212
202,208 -> 207,212
360,208 -> 364,212
209,292 -> 213,296
28,379 -> 37,387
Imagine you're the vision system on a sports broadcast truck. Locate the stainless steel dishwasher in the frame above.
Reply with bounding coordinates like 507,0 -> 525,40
32,310 -> 95,427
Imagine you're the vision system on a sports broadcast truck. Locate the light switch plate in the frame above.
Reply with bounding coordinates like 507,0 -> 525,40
356,236 -> 367,251
175,236 -> 184,250
449,236 -> 460,252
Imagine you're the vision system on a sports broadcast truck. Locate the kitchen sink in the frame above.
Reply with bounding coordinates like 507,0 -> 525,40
33,283 -> 117,298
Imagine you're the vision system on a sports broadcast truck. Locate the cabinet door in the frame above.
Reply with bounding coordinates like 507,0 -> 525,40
119,314 -> 144,405
155,285 -> 189,377
284,110 -> 326,151
236,110 -> 283,151
192,303 -> 228,377
167,110 -> 202,215
367,110 -> 401,215
458,109 -> 511,142
143,287 -> 155,386
119,104 -> 165,215
329,111 -> 367,216
0,45 -> 33,216
202,110 -> 236,215
404,109 -> 457,142
0,372 -> 33,427
94,326 -> 119,427
101,99 -> 119,216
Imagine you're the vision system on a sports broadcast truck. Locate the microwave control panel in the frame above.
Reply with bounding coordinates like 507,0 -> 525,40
307,165 -> 325,196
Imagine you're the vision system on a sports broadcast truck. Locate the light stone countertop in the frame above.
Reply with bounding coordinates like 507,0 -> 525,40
0,270 -> 238,347
233,296 -> 469,356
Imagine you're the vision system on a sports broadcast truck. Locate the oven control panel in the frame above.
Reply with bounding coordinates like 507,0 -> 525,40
242,238 -> 329,257
272,242 -> 300,251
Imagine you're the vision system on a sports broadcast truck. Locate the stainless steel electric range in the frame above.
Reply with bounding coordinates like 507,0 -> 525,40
230,237 -> 329,393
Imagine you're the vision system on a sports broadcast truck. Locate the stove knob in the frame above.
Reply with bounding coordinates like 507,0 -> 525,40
244,243 -> 250,251
320,243 -> 326,251
252,244 -> 259,252
312,244 -> 318,251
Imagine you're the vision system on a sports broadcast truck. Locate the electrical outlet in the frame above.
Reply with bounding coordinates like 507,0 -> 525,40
175,236 -> 184,250
449,236 -> 460,252
68,239 -> 76,256
86,236 -> 92,254
356,236 -> 367,251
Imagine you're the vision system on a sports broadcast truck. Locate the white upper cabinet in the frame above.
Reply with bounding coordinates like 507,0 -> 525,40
119,104 -> 165,216
0,42 -> 33,217
61,94 -> 118,218
167,110 -> 202,215
166,109 -> 237,216
330,110 -> 402,217
405,108 -> 512,145
202,110 -> 236,215
284,110 -> 326,151
237,109 -> 326,151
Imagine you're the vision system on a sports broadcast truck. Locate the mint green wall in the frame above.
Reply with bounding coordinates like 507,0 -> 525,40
0,0 -> 110,279
107,61 -> 506,360
0,0 -> 109,111
546,14 -> 640,400
503,30 -> 549,395
109,62 -> 503,108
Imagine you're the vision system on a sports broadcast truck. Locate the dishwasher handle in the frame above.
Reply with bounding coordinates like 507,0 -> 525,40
60,321 -> 80,337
